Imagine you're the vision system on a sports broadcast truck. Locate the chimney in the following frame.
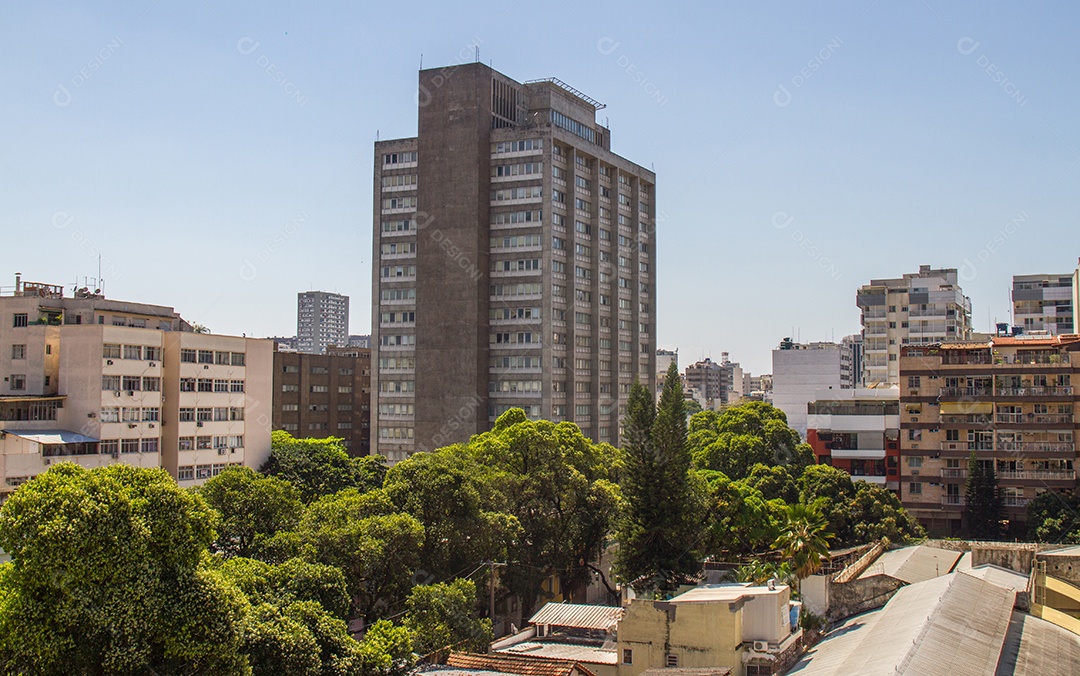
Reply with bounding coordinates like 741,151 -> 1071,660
14,272 -> 21,294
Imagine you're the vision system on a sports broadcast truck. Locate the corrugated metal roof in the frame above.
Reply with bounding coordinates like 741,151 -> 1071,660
961,565 -> 1028,593
528,603 -> 624,632
447,652 -> 598,676
668,583 -> 784,604
497,642 -> 617,665
857,545 -> 962,584
995,610 -> 1080,675
787,572 -> 1020,675
640,669 -> 731,676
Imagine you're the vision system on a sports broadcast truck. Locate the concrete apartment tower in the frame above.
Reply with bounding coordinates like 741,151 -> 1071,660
1012,272 -> 1074,336
297,291 -> 349,354
856,265 -> 972,386
372,64 -> 657,462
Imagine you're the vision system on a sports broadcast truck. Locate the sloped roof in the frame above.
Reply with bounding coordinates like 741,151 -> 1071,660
447,652 -> 598,676
857,545 -> 962,584
640,669 -> 731,676
995,610 -> 1080,675
668,583 -> 785,604
497,642 -> 617,665
528,603 -> 624,632
788,572 -> 1017,675
962,565 -> 1029,593
3,429 -> 98,444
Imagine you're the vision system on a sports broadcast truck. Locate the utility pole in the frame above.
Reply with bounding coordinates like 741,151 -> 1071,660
487,561 -> 506,639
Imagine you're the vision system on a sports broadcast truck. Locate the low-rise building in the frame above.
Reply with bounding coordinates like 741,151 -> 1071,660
898,335 -> 1080,536
805,387 -> 901,491
0,276 -> 273,495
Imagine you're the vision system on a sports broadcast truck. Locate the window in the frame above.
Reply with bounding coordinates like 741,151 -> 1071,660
180,348 -> 196,363
282,384 -> 299,392
197,408 -> 213,422
178,466 -> 195,480
180,378 -> 196,392
144,346 -> 162,362
622,650 -> 633,665
908,456 -> 923,468
99,439 -> 118,455
142,408 -> 160,422
100,407 -> 120,423
214,407 -> 229,422
339,386 -> 353,393
909,482 -> 922,495
121,439 -> 139,454
230,380 -> 244,393
197,350 -> 214,364
907,376 -> 921,389
121,376 -> 141,391
103,343 -> 121,359
141,438 -> 159,453
311,385 -> 329,393
197,437 -> 213,450
102,375 -> 121,391
13,313 -> 28,328
230,407 -> 244,421
123,345 -> 142,360
142,377 -> 161,392
179,408 -> 195,422
215,351 -> 230,365
198,379 -> 214,392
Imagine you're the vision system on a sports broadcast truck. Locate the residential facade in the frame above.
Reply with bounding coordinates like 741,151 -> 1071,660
297,291 -> 349,354
0,277 -> 273,495
806,387 -> 901,492
771,340 -> 848,435
856,265 -> 973,386
372,64 -> 657,462
1012,272 -> 1074,335
898,335 -> 1079,536
272,348 -> 371,456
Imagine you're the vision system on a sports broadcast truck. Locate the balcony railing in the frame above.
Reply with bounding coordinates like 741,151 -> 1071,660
1003,496 -> 1030,508
998,441 -> 1075,453
997,470 -> 1075,481
940,468 -> 967,478
995,386 -> 1073,397
939,387 -> 993,398
940,414 -> 993,425
942,495 -> 965,506
996,414 -> 1074,425
993,354 -> 1072,365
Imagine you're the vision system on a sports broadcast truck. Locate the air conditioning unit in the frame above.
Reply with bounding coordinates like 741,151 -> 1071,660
111,451 -> 120,459
148,423 -> 155,429
43,458 -> 51,466
106,359 -> 114,365
911,470 -> 920,476
128,423 -> 137,429
196,421 -> 203,427
115,391 -> 122,397
149,362 -> 156,367
217,448 -> 227,456
87,412 -> 96,418
752,641 -> 768,652
127,391 -> 135,396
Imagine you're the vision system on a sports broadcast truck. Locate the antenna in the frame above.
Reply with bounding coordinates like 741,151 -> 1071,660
419,54 -> 423,69
475,46 -> 479,63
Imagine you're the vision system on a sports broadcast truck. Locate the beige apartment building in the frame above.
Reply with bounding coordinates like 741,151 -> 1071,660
856,265 -> 972,386
0,277 -> 273,496
898,334 -> 1079,535
1012,272 -> 1074,335
372,64 -> 657,462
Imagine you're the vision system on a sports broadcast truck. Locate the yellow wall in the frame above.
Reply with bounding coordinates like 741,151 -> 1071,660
617,601 -> 744,676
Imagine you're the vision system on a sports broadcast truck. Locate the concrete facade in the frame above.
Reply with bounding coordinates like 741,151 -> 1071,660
898,335 -> 1080,536
806,387 -> 901,492
272,348 -> 371,456
1012,272 -> 1074,336
856,265 -> 973,386
771,341 -> 847,436
372,64 -> 657,462
0,278 -> 272,495
296,291 -> 349,354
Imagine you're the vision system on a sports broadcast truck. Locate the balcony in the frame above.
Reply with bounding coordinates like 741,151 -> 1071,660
940,414 -> 993,425
1003,496 -> 1030,508
993,353 -> 1072,366
995,387 -> 1073,397
942,495 -> 965,506
939,387 -> 993,398
998,441 -> 1075,453
997,470 -> 1075,481
996,414 -> 1074,425
940,468 -> 967,478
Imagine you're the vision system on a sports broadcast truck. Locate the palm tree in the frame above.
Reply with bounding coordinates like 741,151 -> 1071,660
773,503 -> 833,591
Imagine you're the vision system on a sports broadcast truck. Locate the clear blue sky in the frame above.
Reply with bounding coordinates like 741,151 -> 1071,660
3,1 -> 1078,375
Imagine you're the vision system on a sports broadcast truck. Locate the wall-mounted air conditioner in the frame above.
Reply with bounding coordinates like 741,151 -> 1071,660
752,641 -> 768,652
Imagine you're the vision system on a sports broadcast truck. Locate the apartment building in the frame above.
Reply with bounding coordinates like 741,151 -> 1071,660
771,340 -> 851,435
272,348 -> 371,456
684,353 -> 743,408
297,291 -> 349,354
806,387 -> 901,493
0,277 -> 273,496
898,335 -> 1079,536
1012,272 -> 1074,335
856,265 -> 973,386
372,64 -> 657,462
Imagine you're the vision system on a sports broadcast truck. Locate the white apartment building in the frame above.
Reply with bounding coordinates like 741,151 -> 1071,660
856,265 -> 972,386
1012,272 -> 1074,335
0,277 -> 273,496
297,291 -> 349,354
771,340 -> 849,436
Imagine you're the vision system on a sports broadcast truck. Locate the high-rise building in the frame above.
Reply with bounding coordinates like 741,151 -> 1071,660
898,335 -> 1079,536
806,387 -> 901,494
297,291 -> 349,354
372,64 -> 657,462
0,276 -> 273,496
771,340 -> 848,435
856,265 -> 973,386
841,334 -> 864,388
273,347 -> 371,456
1012,273 -> 1074,336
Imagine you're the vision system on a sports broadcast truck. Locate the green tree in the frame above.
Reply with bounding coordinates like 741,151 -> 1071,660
403,579 -> 492,661
297,489 -> 424,622
964,451 -> 1003,540
0,464 -> 248,673
689,402 -> 812,479
616,364 -> 700,596
848,482 -> 925,544
218,557 -> 353,621
743,464 -> 799,503
468,409 -> 618,616
262,431 -> 386,502
200,465 -> 305,559
695,471 -> 782,556
383,450 -> 520,580
798,464 -> 857,543
1027,489 -> 1080,543
773,502 -> 833,590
